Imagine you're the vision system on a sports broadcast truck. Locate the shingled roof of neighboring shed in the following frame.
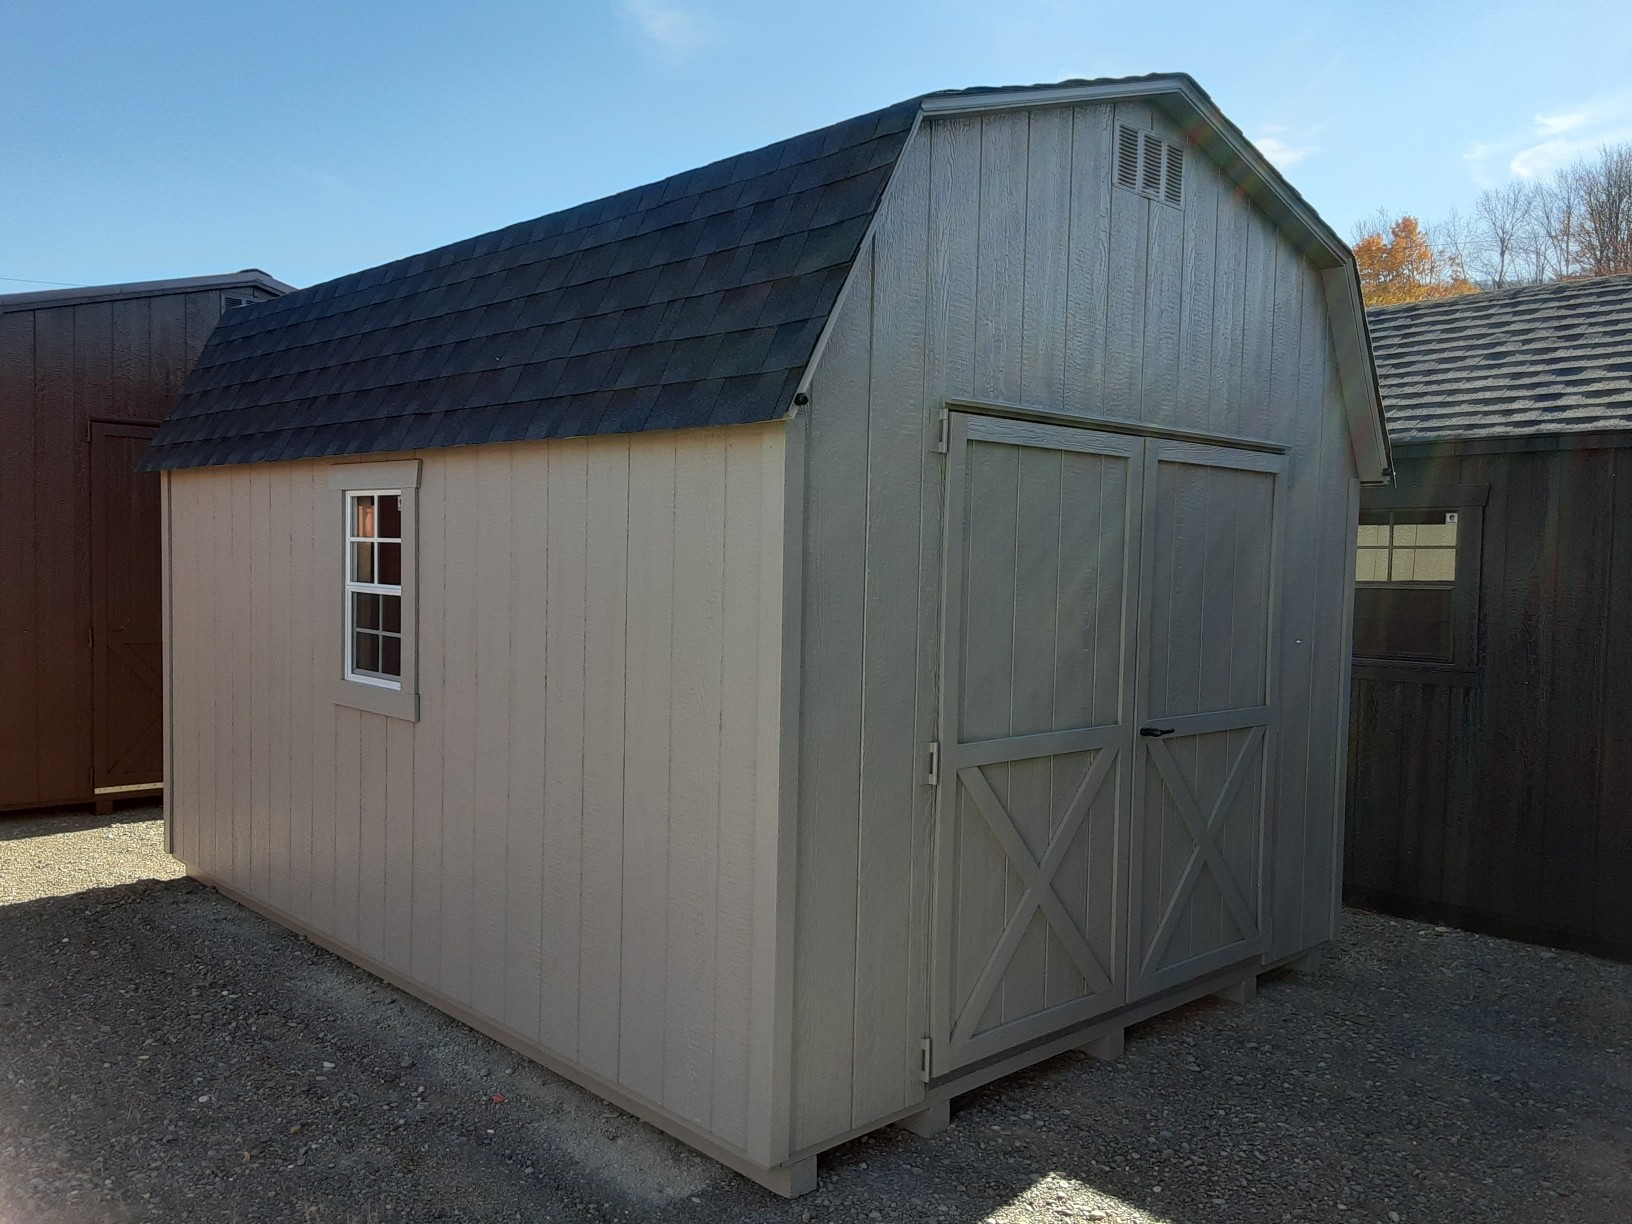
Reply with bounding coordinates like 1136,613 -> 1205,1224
1368,274 -> 1632,444
147,74 -> 1383,473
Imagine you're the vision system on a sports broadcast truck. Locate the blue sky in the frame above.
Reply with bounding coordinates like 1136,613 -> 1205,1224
4,0 -> 1629,290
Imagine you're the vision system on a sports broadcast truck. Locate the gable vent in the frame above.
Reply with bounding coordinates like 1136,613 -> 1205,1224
1114,124 -> 1185,209
1115,124 -> 1141,190
1164,143 -> 1184,206
224,295 -> 250,310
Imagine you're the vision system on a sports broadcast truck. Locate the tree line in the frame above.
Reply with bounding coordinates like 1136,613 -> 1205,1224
1352,142 -> 1632,306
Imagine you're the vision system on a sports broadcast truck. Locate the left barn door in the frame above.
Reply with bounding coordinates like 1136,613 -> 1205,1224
90,421 -> 164,797
931,414 -> 1142,1076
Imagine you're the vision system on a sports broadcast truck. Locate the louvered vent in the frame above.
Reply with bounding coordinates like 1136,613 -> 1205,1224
1113,124 -> 1185,208
1140,132 -> 1163,194
224,295 -> 249,310
1116,124 -> 1140,190
1164,143 -> 1184,206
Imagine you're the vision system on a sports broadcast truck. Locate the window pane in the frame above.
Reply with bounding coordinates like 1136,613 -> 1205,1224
1355,587 -> 1455,662
1393,523 -> 1418,547
1356,523 -> 1388,547
353,591 -> 380,631
381,593 -> 402,634
353,495 -> 376,539
1411,548 -> 1457,582
1355,548 -> 1388,583
378,541 -> 402,586
1413,522 -> 1456,547
354,631 -> 380,672
353,541 -> 374,583
381,635 -> 402,678
377,494 -> 402,540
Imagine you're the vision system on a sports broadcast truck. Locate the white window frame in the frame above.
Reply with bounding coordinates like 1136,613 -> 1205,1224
328,460 -> 421,721
344,488 -> 405,689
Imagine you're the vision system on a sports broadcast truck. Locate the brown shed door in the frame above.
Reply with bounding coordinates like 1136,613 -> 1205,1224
90,421 -> 164,792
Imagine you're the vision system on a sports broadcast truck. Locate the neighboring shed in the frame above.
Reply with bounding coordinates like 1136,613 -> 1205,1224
148,74 -> 1388,1194
0,271 -> 290,814
1347,275 -> 1632,961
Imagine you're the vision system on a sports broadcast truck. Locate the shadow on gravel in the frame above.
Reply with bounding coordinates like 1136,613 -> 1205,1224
0,807 -> 162,841
1,881 -> 1629,1223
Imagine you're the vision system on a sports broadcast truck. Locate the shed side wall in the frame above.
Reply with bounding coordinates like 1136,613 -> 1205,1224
166,424 -> 789,1160
0,288 -> 251,810
789,102 -> 1361,1151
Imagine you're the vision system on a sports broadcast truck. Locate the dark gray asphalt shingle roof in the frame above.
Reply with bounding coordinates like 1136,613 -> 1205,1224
148,72 -> 1349,472
1368,274 -> 1632,444
145,98 -> 922,470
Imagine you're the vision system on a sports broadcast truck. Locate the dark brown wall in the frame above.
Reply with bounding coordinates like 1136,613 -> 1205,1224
1345,438 -> 1632,959
0,288 -> 256,811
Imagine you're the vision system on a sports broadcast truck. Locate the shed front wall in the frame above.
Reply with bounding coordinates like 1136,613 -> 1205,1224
788,101 -> 1361,1152
165,423 -> 790,1163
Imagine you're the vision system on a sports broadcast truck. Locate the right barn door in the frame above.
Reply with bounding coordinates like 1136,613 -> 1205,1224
1128,440 -> 1284,996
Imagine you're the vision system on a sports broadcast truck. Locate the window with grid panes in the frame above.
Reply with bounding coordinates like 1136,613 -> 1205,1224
1354,509 -> 1463,664
345,490 -> 405,685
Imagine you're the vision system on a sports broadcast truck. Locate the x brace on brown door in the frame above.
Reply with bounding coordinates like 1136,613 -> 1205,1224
1141,725 -> 1265,971
951,747 -> 1119,1043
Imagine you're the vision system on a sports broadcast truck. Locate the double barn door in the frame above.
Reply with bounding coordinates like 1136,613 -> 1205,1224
931,413 -> 1284,1075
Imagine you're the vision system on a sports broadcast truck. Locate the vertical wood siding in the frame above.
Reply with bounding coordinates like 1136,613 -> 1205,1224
790,102 -> 1359,1149
0,287 -> 248,810
1346,445 -> 1632,959
166,424 -> 788,1159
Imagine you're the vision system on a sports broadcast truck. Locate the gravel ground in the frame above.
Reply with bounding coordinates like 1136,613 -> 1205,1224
2,808 -> 1629,1223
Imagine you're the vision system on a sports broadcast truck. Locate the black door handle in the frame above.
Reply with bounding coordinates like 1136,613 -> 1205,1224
1140,726 -> 1176,737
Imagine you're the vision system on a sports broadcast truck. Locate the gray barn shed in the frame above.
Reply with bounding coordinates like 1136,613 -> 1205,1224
148,74 -> 1388,1194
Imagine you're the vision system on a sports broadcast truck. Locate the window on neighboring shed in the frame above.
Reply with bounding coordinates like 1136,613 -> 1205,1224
1354,508 -> 1477,667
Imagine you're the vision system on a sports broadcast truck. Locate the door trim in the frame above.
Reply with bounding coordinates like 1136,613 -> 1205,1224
946,397 -> 1289,456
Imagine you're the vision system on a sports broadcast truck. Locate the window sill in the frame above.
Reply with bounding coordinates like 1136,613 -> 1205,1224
1352,660 -> 1479,687
330,676 -> 420,721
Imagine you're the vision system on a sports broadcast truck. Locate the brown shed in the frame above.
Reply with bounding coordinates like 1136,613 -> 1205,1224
0,271 -> 290,814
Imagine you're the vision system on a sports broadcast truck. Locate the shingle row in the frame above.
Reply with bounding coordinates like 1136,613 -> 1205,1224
1370,275 -> 1632,442
146,98 -> 917,469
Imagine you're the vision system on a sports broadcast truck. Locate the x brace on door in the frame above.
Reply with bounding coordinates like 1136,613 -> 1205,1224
1140,725 -> 1265,971
950,746 -> 1118,1044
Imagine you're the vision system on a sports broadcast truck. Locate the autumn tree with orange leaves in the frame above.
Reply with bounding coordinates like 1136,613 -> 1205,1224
1351,214 -> 1479,306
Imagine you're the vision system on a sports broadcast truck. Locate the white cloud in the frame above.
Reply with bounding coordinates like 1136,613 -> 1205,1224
1251,126 -> 1316,168
1466,92 -> 1632,183
621,0 -> 715,59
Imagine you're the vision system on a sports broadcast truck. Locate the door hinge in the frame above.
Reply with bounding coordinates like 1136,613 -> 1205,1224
926,741 -> 940,786
920,1037 -> 932,1081
932,411 -> 949,454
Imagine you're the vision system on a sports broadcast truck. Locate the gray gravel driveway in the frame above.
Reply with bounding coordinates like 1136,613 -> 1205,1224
2,807 -> 1628,1223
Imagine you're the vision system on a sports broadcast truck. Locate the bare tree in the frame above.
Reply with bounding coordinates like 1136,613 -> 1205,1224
1431,207 -> 1478,284
1576,145 -> 1632,275
1532,169 -> 1583,279
1471,181 -> 1537,287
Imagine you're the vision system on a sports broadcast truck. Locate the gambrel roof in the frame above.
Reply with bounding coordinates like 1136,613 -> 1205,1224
146,75 -> 1387,478
1368,274 -> 1632,443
